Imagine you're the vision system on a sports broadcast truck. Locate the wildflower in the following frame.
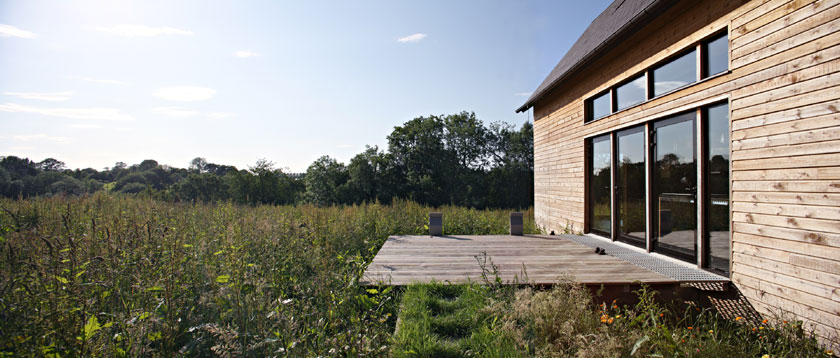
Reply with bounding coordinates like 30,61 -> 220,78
762,355 -> 770,358
607,317 -> 614,324
752,327 -> 757,332
783,320 -> 788,324
616,314 -> 622,319
687,326 -> 693,330
826,350 -> 834,355
708,330 -> 714,334
735,316 -> 743,321
613,305 -> 618,309
762,319 -> 768,324
681,339 -> 685,343
759,326 -> 764,330
659,313 -> 665,317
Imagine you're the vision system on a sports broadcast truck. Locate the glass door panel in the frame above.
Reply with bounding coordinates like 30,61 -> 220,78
616,126 -> 646,247
706,103 -> 730,275
652,113 -> 697,262
590,135 -> 611,236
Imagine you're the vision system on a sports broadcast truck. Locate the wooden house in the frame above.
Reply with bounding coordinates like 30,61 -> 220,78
517,0 -> 840,340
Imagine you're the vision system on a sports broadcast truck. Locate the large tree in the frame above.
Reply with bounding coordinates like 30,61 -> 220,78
304,156 -> 350,206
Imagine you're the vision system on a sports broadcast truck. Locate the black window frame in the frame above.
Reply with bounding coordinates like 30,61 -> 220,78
585,89 -> 612,123
586,133 -> 612,237
583,101 -> 731,275
649,47 -> 698,98
701,31 -> 729,79
615,73 -> 647,112
582,28 -> 729,125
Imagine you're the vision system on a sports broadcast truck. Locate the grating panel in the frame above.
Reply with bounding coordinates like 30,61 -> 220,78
561,234 -> 729,282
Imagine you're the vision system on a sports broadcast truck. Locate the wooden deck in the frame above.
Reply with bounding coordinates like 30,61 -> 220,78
361,235 -> 677,286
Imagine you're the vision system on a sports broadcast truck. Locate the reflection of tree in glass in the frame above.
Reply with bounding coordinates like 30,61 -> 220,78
618,158 -> 646,235
708,155 -> 729,231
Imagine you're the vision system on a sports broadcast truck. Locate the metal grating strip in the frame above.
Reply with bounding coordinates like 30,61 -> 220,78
561,234 -> 729,282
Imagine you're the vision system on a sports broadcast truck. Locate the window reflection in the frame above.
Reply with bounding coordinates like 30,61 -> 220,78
652,50 -> 696,96
706,103 -> 730,275
616,74 -> 646,111
590,91 -> 611,121
704,33 -> 729,77
653,113 -> 697,262
590,135 -> 611,235
616,127 -> 646,247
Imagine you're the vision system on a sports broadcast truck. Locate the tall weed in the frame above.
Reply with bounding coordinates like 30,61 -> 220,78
0,194 -> 535,357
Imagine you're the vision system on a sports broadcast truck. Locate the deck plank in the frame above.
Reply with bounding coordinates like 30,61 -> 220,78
361,235 -> 678,286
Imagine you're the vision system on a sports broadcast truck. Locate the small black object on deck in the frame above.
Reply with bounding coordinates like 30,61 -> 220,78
429,212 -> 443,236
510,212 -> 523,236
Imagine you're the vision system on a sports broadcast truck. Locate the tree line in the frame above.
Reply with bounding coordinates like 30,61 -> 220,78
0,111 -> 533,209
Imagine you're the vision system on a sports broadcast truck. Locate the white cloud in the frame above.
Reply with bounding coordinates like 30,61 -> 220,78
336,144 -> 354,149
153,86 -> 216,102
233,50 -> 259,58
397,33 -> 427,43
207,112 -> 234,119
0,24 -> 37,39
68,123 -> 101,129
97,24 -> 193,37
75,76 -> 126,85
514,92 -> 532,97
0,103 -> 134,121
152,106 -> 201,118
12,134 -> 71,144
4,91 -> 73,101
7,146 -> 34,151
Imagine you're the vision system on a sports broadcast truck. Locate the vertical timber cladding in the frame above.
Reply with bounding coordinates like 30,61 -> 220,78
531,0 -> 840,341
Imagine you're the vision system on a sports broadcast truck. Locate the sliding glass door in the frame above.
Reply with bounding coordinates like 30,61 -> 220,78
652,112 -> 697,262
616,126 -> 646,248
589,135 -> 612,236
705,103 -> 730,275
585,102 -> 730,275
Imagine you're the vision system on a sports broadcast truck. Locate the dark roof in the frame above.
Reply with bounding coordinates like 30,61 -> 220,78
516,0 -> 677,113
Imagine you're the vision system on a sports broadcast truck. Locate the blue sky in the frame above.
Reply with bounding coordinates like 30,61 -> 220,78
0,0 -> 611,172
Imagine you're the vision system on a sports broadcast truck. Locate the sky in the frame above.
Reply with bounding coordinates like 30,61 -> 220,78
0,0 -> 612,172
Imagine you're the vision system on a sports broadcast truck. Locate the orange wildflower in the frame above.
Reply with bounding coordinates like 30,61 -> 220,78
687,326 -> 693,330
735,316 -> 743,321
762,319 -> 768,324
607,317 -> 614,324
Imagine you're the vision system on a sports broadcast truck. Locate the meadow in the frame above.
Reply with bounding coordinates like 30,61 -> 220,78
1,195 -> 831,357
0,194 -> 536,357
392,280 -> 831,357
